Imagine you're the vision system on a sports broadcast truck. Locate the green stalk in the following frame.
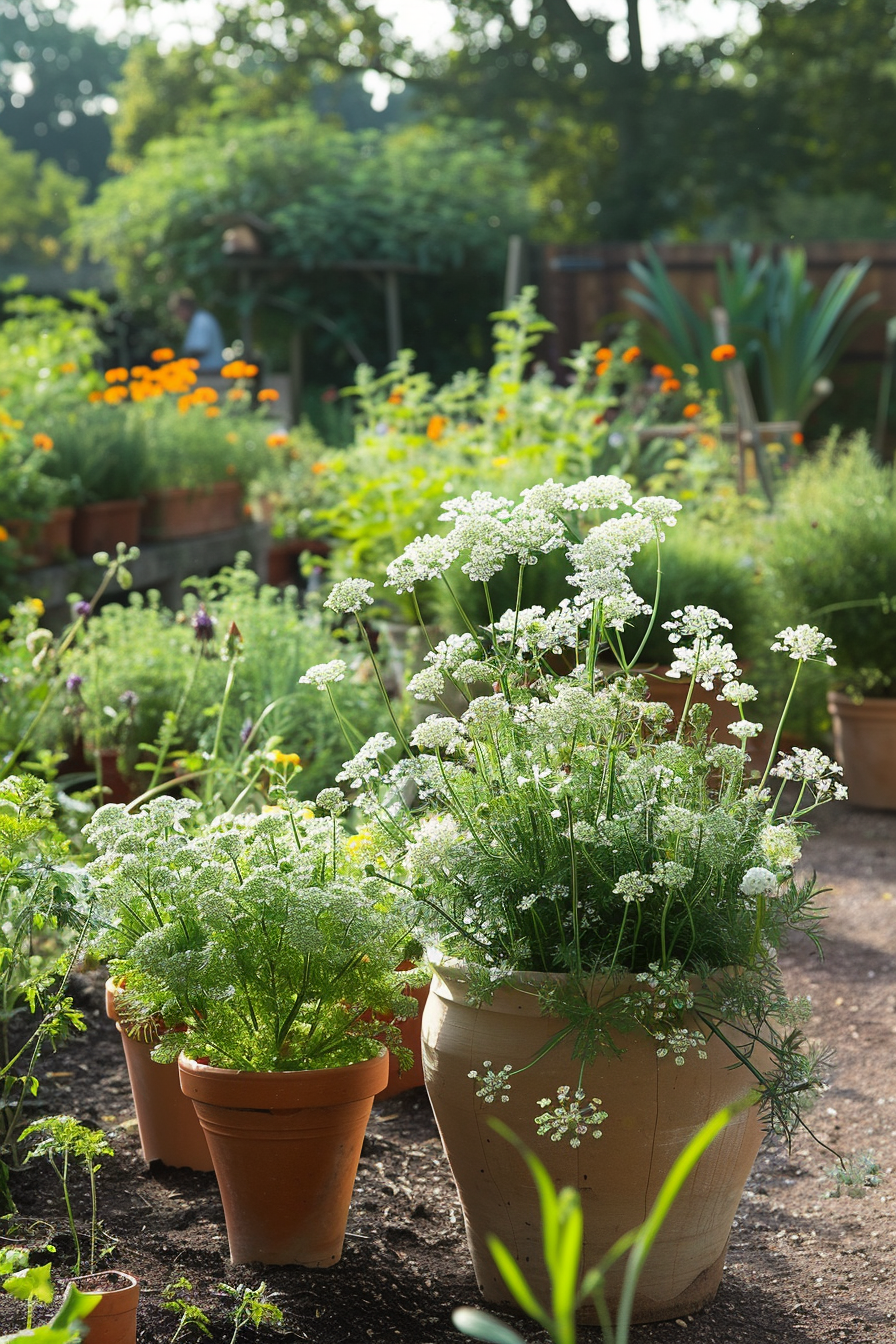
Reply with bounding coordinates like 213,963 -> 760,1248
628,528 -> 664,668
88,1157 -> 98,1274
759,659 -> 803,790
205,655 -> 240,802
352,614 -> 413,755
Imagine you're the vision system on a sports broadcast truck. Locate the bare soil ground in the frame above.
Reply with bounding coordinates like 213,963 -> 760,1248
0,800 -> 893,1344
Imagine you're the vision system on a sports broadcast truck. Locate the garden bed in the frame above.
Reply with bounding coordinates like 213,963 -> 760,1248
0,800 -> 893,1344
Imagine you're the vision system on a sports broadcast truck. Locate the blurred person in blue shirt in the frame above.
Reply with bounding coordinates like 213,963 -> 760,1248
169,290 -> 225,372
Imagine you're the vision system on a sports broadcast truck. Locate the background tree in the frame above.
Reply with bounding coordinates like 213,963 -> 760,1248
0,0 -> 125,188
0,131 -> 84,263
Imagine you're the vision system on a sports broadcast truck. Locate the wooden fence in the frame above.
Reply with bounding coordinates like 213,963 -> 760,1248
535,241 -> 896,369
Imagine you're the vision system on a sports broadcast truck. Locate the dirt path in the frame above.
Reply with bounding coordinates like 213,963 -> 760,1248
0,801 -> 893,1343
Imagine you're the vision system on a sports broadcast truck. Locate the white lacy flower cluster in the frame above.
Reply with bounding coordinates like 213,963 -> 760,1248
468,1060 -> 513,1103
535,1087 -> 608,1146
664,607 -> 741,692
299,659 -> 347,690
377,479 -> 680,640
739,866 -> 779,897
771,625 -> 837,666
406,632 -> 484,701
771,747 -> 848,798
336,733 -> 397,789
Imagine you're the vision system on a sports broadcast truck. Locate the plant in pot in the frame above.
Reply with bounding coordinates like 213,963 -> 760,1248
0,418 -> 72,571
21,1116 -> 139,1344
763,431 -> 896,808
83,788 -> 424,1266
0,1247 -> 101,1344
307,474 -> 848,1323
41,405 -> 147,556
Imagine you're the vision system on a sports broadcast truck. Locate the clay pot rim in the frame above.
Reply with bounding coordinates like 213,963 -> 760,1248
69,1270 -> 139,1296
178,1047 -> 389,1108
426,951 -> 735,1014
828,690 -> 896,718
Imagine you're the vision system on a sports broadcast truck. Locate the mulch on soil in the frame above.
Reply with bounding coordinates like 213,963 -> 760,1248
0,800 -> 893,1344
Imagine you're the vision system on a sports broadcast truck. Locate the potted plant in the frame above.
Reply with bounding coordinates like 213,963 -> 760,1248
83,788 -> 424,1266
0,1248 -> 101,1344
764,432 -> 896,808
21,1117 -> 140,1344
41,404 -> 147,555
307,474 -> 847,1322
0,420 -> 73,568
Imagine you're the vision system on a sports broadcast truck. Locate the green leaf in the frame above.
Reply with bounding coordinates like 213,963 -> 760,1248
3,1264 -> 53,1305
485,1237 -> 550,1329
450,1308 -> 527,1343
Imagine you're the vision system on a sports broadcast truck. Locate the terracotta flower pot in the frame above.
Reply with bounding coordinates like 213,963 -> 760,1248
179,1050 -> 389,1265
69,1271 -> 139,1344
72,499 -> 143,556
88,748 -> 139,805
422,959 -> 766,1325
141,481 -> 243,541
828,691 -> 896,810
376,967 -> 430,1100
6,506 -> 75,566
105,981 -> 213,1170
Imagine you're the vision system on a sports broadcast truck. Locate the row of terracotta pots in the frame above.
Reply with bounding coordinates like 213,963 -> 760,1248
106,958 -> 763,1328
7,481 -> 244,565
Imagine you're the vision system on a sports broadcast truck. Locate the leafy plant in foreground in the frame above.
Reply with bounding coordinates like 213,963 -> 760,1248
453,1100 -> 755,1344
161,1277 -> 212,1341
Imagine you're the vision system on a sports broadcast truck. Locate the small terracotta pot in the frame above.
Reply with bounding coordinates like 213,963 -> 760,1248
88,748 -> 138,805
828,691 -> 896,810
141,481 -> 243,541
69,1271 -> 139,1344
105,981 -> 213,1170
422,958 -> 766,1324
179,1050 -> 389,1265
72,499 -> 143,556
376,965 -> 430,1100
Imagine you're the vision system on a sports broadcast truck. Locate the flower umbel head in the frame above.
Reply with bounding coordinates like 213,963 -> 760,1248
324,579 -> 375,616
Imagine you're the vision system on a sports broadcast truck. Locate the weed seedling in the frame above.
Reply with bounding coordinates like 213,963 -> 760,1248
22,1116 -> 113,1276
217,1282 -> 283,1343
162,1277 -> 212,1341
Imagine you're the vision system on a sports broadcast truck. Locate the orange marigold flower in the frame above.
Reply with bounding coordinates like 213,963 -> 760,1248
387,391 -> 403,405
427,414 -> 449,441
103,386 -> 128,404
595,347 -> 613,362
621,346 -> 641,364
104,367 -> 128,384
206,407 -> 221,418
257,388 -> 279,402
495,406 -> 508,422
227,388 -> 247,401
221,359 -> 253,379
660,377 -> 681,393
152,348 -> 175,362
699,433 -> 717,449
177,395 -> 195,414
88,390 -> 103,403
651,364 -> 673,378
242,363 -> 259,378
595,360 -> 611,377
0,525 -> 7,542
130,365 -> 151,379
711,343 -> 737,362
32,432 -> 53,451
311,462 -> 328,475
183,357 -> 201,370
58,361 -> 77,375
192,386 -> 218,404
267,432 -> 289,448
682,403 -> 701,419
792,430 -> 804,445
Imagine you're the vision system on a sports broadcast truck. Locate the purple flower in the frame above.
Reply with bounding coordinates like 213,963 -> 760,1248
73,601 -> 91,619
66,674 -> 83,693
118,690 -> 139,709
240,717 -> 253,744
191,605 -> 216,642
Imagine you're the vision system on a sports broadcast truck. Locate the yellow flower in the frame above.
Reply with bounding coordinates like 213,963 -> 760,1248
345,826 -> 373,856
261,805 -> 285,816
270,750 -> 301,767
28,598 -> 45,616
301,807 -> 316,821
0,525 -> 8,542
492,456 -> 510,468
682,363 -> 699,376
